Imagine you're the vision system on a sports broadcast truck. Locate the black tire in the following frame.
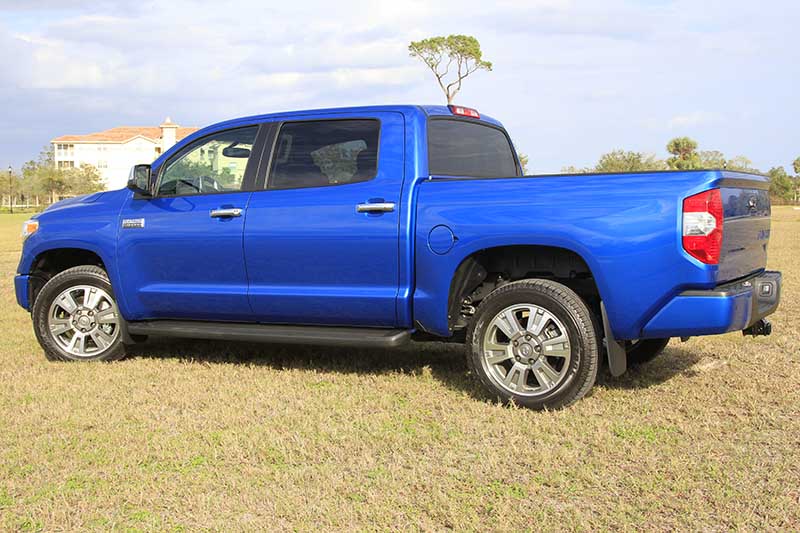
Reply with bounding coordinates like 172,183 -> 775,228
466,279 -> 599,410
625,338 -> 670,366
32,265 -> 127,362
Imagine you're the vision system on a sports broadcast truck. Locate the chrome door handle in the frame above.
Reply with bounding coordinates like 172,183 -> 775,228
210,208 -> 242,218
356,202 -> 395,213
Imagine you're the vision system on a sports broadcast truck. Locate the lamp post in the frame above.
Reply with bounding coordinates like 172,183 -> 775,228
7,165 -> 12,215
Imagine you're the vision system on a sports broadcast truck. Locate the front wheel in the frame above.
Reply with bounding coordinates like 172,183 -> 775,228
466,279 -> 599,410
32,265 -> 127,362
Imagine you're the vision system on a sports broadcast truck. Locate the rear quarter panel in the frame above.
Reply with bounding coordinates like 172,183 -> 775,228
413,171 -> 727,339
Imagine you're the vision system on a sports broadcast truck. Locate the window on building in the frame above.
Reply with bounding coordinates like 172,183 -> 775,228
97,161 -> 108,169
268,120 -> 380,189
57,161 -> 75,169
56,144 -> 75,157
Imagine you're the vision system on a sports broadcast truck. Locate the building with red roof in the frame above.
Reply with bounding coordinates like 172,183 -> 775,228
51,117 -> 198,189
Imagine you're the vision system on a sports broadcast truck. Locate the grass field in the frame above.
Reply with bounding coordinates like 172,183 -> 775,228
0,209 -> 798,532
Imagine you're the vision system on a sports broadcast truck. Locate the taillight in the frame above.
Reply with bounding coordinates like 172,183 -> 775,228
682,189 -> 723,264
448,105 -> 480,119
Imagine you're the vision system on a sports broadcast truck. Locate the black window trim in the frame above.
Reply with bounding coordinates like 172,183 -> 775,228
260,117 -> 383,191
426,116 -> 522,178
153,124 -> 269,198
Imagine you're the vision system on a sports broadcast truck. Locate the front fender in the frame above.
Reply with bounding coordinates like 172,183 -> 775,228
16,189 -> 128,317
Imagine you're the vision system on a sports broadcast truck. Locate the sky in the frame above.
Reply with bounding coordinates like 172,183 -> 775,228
0,0 -> 797,174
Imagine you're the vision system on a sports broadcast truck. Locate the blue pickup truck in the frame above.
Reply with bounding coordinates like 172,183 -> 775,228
15,105 -> 781,409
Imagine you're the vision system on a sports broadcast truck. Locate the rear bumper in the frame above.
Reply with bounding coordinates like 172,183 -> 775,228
14,274 -> 31,311
641,271 -> 781,338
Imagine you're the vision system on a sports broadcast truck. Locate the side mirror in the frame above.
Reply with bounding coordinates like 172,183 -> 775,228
127,164 -> 152,197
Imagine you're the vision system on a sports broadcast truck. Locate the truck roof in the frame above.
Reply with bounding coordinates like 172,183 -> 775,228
201,105 -> 504,133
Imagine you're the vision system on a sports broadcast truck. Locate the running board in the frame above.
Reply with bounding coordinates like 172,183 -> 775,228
126,320 -> 412,348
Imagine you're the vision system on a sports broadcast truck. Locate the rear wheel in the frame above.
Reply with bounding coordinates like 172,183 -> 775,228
625,338 -> 670,366
32,266 -> 126,362
466,279 -> 599,410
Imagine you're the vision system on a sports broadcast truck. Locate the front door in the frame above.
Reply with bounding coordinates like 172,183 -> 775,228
244,113 -> 405,327
117,125 -> 262,321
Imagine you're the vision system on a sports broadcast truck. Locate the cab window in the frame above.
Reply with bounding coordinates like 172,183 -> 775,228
158,126 -> 258,196
428,119 -> 519,178
268,120 -> 380,189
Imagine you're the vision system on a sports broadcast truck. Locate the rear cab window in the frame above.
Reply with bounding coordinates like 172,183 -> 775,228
268,119 -> 380,189
428,119 -> 520,178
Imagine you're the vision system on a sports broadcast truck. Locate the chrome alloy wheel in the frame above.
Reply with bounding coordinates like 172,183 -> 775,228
481,303 -> 573,397
47,285 -> 120,358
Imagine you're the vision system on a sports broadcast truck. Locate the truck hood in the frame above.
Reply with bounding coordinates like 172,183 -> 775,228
34,189 -> 130,225
39,191 -> 106,215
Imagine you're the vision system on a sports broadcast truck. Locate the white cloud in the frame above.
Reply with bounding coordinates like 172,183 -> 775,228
0,0 -> 798,172
668,111 -> 719,130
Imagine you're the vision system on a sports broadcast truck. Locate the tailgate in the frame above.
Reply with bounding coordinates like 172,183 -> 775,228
718,186 -> 770,282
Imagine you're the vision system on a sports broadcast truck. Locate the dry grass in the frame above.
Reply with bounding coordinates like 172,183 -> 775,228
0,209 -> 798,532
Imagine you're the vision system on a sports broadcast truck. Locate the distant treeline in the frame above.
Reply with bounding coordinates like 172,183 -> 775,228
8,146 -> 104,206
557,137 -> 799,204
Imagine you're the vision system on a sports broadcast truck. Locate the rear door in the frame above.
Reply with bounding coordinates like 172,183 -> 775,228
244,112 -> 404,326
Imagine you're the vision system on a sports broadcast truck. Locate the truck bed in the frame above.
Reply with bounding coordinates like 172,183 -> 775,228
412,169 -> 771,340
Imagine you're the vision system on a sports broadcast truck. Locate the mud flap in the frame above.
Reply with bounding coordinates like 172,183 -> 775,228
601,301 -> 627,377
119,316 -> 139,345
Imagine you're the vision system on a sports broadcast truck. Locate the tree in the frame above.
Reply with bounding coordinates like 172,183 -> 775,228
518,152 -> 530,174
698,150 -> 726,169
698,150 -> 756,172
67,164 -> 104,194
666,137 -> 701,170
409,35 -> 492,104
594,150 -> 667,173
767,166 -> 794,202
561,165 -> 590,174
18,148 -> 110,205
725,155 -> 754,172
23,146 -> 68,204
511,140 -> 529,174
794,157 -> 800,202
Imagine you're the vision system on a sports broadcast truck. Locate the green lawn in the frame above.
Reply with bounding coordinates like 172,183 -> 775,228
0,210 -> 798,531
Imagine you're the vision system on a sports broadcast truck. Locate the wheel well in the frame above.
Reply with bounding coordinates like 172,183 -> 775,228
448,246 -> 601,331
28,248 -> 106,307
